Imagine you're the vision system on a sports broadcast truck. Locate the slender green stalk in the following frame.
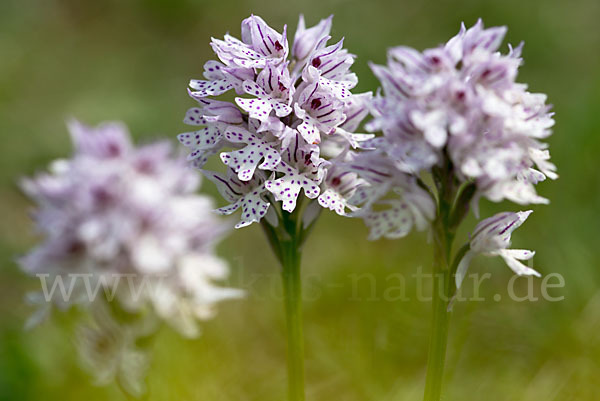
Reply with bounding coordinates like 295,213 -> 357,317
261,203 -> 310,401
423,163 -> 460,401
280,238 -> 305,401
423,223 -> 452,401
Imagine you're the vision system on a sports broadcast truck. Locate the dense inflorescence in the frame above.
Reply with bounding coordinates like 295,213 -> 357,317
348,20 -> 556,242
178,15 -> 374,228
21,121 -> 242,337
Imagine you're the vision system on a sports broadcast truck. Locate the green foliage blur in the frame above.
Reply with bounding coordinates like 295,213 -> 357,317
1,0 -> 599,400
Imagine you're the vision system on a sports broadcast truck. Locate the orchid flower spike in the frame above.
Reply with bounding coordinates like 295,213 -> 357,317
179,15 -> 372,228
350,20 -> 557,401
455,210 -> 540,288
348,19 -> 557,240
20,121 -> 243,395
21,120 -> 242,335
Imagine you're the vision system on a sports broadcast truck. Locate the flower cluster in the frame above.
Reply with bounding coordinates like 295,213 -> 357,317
178,15 -> 373,227
20,121 -> 242,337
347,19 -> 557,241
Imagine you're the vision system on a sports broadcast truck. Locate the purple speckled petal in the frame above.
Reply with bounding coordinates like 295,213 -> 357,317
264,162 -> 321,212
220,127 -> 281,181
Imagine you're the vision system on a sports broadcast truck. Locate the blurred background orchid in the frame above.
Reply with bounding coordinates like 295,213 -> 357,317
344,20 -> 557,400
18,121 -> 242,397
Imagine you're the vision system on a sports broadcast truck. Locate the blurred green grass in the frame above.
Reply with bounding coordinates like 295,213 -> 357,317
1,0 -> 599,400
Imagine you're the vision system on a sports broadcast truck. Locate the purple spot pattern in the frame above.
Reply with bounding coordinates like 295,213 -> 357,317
178,15 -> 378,229
264,162 -> 321,212
363,200 -> 413,241
219,127 -> 281,181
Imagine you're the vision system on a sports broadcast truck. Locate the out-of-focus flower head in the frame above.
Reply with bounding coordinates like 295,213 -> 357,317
20,120 -> 242,338
179,14 -> 373,228
348,19 -> 556,240
364,20 -> 555,207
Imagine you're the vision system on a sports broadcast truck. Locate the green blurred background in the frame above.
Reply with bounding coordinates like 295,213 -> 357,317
1,0 -> 599,400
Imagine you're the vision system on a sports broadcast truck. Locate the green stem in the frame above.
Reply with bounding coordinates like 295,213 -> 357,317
423,163 -> 456,401
280,238 -> 305,401
423,229 -> 451,401
262,204 -> 308,401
